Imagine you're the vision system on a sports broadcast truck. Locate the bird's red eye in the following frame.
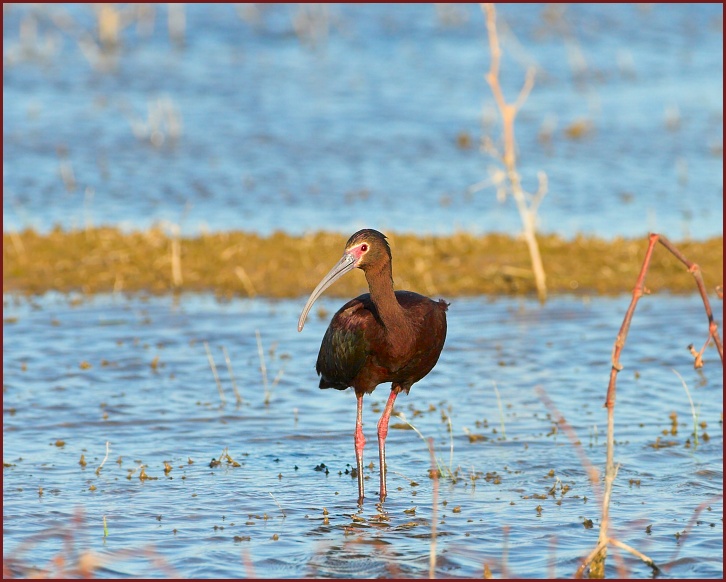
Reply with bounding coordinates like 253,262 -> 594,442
360,244 -> 368,252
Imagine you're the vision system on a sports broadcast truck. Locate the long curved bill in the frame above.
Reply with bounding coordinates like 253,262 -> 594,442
298,253 -> 356,332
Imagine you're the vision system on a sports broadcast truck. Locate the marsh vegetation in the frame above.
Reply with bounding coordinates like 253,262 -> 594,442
3,228 -> 722,299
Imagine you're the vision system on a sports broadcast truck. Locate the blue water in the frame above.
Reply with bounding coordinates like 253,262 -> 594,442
3,3 -> 723,239
2,4 -> 723,578
2,292 -> 723,578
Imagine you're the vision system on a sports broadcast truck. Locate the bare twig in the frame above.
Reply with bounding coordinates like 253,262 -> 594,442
480,3 -> 548,303
605,232 -> 722,415
609,538 -> 659,574
574,538 -> 609,579
655,234 -> 723,363
585,232 -> 722,576
593,233 -> 661,573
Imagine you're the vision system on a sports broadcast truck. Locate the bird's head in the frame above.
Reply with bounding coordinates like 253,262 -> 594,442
343,229 -> 391,271
297,229 -> 391,332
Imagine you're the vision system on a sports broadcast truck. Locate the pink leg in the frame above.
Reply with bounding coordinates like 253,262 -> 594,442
377,389 -> 399,500
355,393 -> 366,503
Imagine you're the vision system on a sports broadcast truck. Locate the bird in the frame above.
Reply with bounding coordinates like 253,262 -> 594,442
298,229 -> 448,503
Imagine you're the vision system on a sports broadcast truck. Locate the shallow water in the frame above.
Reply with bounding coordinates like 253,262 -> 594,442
2,3 -> 724,577
3,3 -> 723,239
3,292 -> 722,578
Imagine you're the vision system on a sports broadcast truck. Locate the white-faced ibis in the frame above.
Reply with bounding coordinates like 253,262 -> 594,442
298,229 -> 448,502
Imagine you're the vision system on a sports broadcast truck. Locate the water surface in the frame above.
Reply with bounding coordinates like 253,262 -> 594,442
3,292 -> 722,577
3,3 -> 723,239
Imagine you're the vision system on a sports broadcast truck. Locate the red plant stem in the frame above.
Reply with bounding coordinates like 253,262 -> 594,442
605,232 -> 723,410
594,232 -> 723,576
656,234 -> 723,363
605,233 -> 659,409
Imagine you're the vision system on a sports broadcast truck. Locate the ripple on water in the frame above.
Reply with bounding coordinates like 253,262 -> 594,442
2,293 -> 722,578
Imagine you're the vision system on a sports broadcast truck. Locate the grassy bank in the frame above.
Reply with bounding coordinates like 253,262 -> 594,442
3,227 -> 723,299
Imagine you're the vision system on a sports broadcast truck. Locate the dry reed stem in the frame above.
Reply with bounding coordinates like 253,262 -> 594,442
235,265 -> 257,297
268,491 -> 287,518
95,440 -> 111,476
169,223 -> 183,288
204,341 -> 225,405
8,229 -> 26,262
222,345 -> 243,405
492,380 -> 507,439
481,3 -> 548,303
672,369 -> 699,446
587,232 -> 722,577
270,368 -> 285,392
427,437 -> 439,579
256,329 -> 272,404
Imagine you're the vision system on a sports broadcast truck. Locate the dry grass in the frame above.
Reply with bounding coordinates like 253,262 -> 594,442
3,227 -> 722,299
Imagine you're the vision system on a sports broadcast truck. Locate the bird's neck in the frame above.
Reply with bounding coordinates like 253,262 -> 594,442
365,262 -> 409,335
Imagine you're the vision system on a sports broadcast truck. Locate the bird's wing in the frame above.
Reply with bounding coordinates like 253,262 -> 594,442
315,299 -> 371,389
